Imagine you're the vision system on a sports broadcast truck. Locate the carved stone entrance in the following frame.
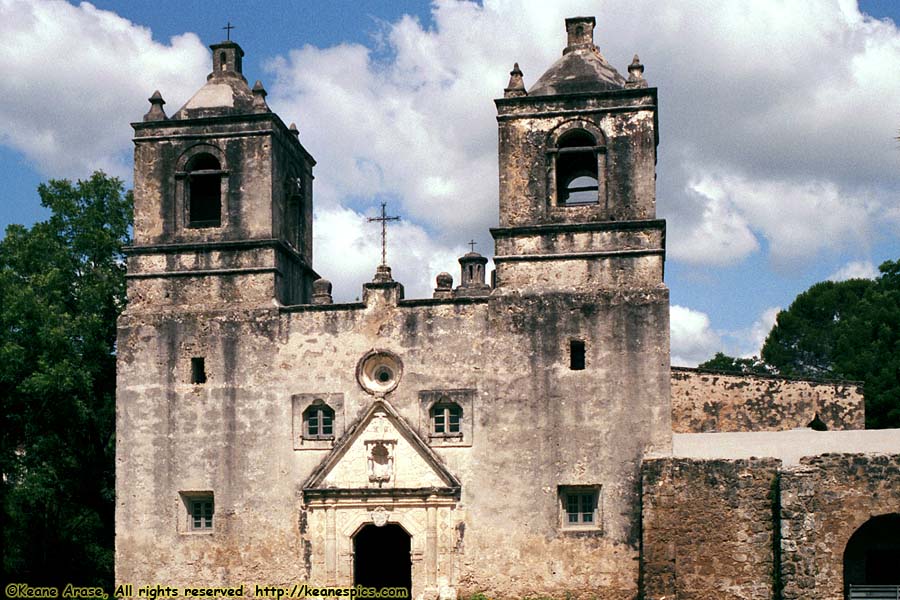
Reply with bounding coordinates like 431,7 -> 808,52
354,523 -> 412,594
302,400 -> 463,599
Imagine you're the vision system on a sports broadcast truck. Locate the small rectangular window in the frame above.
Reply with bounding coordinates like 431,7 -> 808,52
191,357 -> 207,384
180,492 -> 214,533
570,340 -> 585,370
191,499 -> 214,530
559,486 -> 600,530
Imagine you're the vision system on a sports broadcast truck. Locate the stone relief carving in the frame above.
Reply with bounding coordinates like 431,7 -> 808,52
366,440 -> 394,485
370,506 -> 389,527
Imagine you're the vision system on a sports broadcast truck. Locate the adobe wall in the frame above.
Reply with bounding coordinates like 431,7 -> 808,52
671,367 -> 864,433
779,453 -> 900,600
641,457 -> 781,600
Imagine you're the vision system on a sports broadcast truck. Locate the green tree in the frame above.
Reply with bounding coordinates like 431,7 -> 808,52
761,260 -> 900,429
698,352 -> 776,376
1,172 -> 132,590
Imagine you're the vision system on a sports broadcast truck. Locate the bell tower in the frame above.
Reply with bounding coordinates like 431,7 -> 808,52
127,39 -> 317,309
491,17 -> 663,293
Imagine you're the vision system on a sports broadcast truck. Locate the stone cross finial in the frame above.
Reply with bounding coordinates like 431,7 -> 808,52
468,240 -> 477,252
367,202 -> 400,267
223,22 -> 235,40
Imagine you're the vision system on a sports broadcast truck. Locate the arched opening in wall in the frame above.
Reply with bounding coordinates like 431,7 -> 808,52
556,129 -> 599,205
187,153 -> 223,228
353,523 -> 411,596
285,176 -> 303,251
844,513 -> 900,598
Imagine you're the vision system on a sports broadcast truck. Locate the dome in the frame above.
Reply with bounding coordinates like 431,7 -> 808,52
172,41 -> 263,119
528,17 -> 626,96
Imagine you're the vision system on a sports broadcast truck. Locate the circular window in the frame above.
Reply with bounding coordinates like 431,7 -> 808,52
356,350 -> 403,395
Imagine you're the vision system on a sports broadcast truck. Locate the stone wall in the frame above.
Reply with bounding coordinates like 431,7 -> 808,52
779,453 -> 900,600
671,367 -> 864,433
641,457 -> 781,600
117,284 -> 671,600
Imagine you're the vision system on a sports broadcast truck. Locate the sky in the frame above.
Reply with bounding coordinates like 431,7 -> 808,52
1,0 -> 898,366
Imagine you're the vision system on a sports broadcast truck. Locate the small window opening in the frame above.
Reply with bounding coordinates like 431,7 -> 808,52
183,493 -> 214,531
285,176 -> 303,250
807,413 -> 828,431
220,52 -> 227,71
303,402 -> 335,439
187,153 -> 222,228
191,357 -> 207,384
374,365 -> 393,384
431,401 -> 462,436
570,340 -> 586,370
559,486 -> 600,530
565,492 -> 595,525
557,130 -> 599,206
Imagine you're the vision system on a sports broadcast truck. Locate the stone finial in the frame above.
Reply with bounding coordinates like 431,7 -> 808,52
564,16 -> 596,54
625,54 -> 647,89
252,80 -> 269,112
433,272 -> 453,299
456,251 -> 491,297
504,63 -> 527,98
143,90 -> 167,122
372,264 -> 394,284
312,278 -> 333,305
289,122 -> 300,138
210,40 -> 244,78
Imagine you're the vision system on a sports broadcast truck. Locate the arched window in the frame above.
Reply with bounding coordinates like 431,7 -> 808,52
431,401 -> 462,436
303,402 -> 335,439
285,175 -> 303,250
187,153 -> 223,228
556,130 -> 599,205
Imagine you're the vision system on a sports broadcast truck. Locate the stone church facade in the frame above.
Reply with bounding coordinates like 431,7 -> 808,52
116,17 -> 900,600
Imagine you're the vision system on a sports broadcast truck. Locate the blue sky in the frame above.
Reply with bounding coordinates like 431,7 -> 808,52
1,0 -> 898,365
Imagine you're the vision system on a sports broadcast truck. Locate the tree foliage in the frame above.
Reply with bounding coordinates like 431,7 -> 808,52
760,260 -> 900,429
698,352 -> 777,376
1,172 -> 132,589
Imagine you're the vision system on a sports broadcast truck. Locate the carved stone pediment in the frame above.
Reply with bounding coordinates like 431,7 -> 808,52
303,400 -> 460,501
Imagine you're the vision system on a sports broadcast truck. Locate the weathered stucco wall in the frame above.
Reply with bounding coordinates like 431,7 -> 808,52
116,284 -> 671,599
779,453 -> 900,600
641,458 -> 781,600
671,367 -> 865,433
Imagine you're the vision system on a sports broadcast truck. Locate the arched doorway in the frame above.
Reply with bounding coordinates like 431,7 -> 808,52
353,523 -> 412,595
844,513 -> 900,598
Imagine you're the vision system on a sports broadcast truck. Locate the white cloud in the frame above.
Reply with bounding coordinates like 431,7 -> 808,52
314,205 -> 468,302
3,0 -> 899,297
670,305 -> 722,367
672,174 -> 878,267
0,0 -> 209,179
827,259 -> 879,281
671,304 -> 783,366
263,0 -> 900,288
737,306 -> 781,358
